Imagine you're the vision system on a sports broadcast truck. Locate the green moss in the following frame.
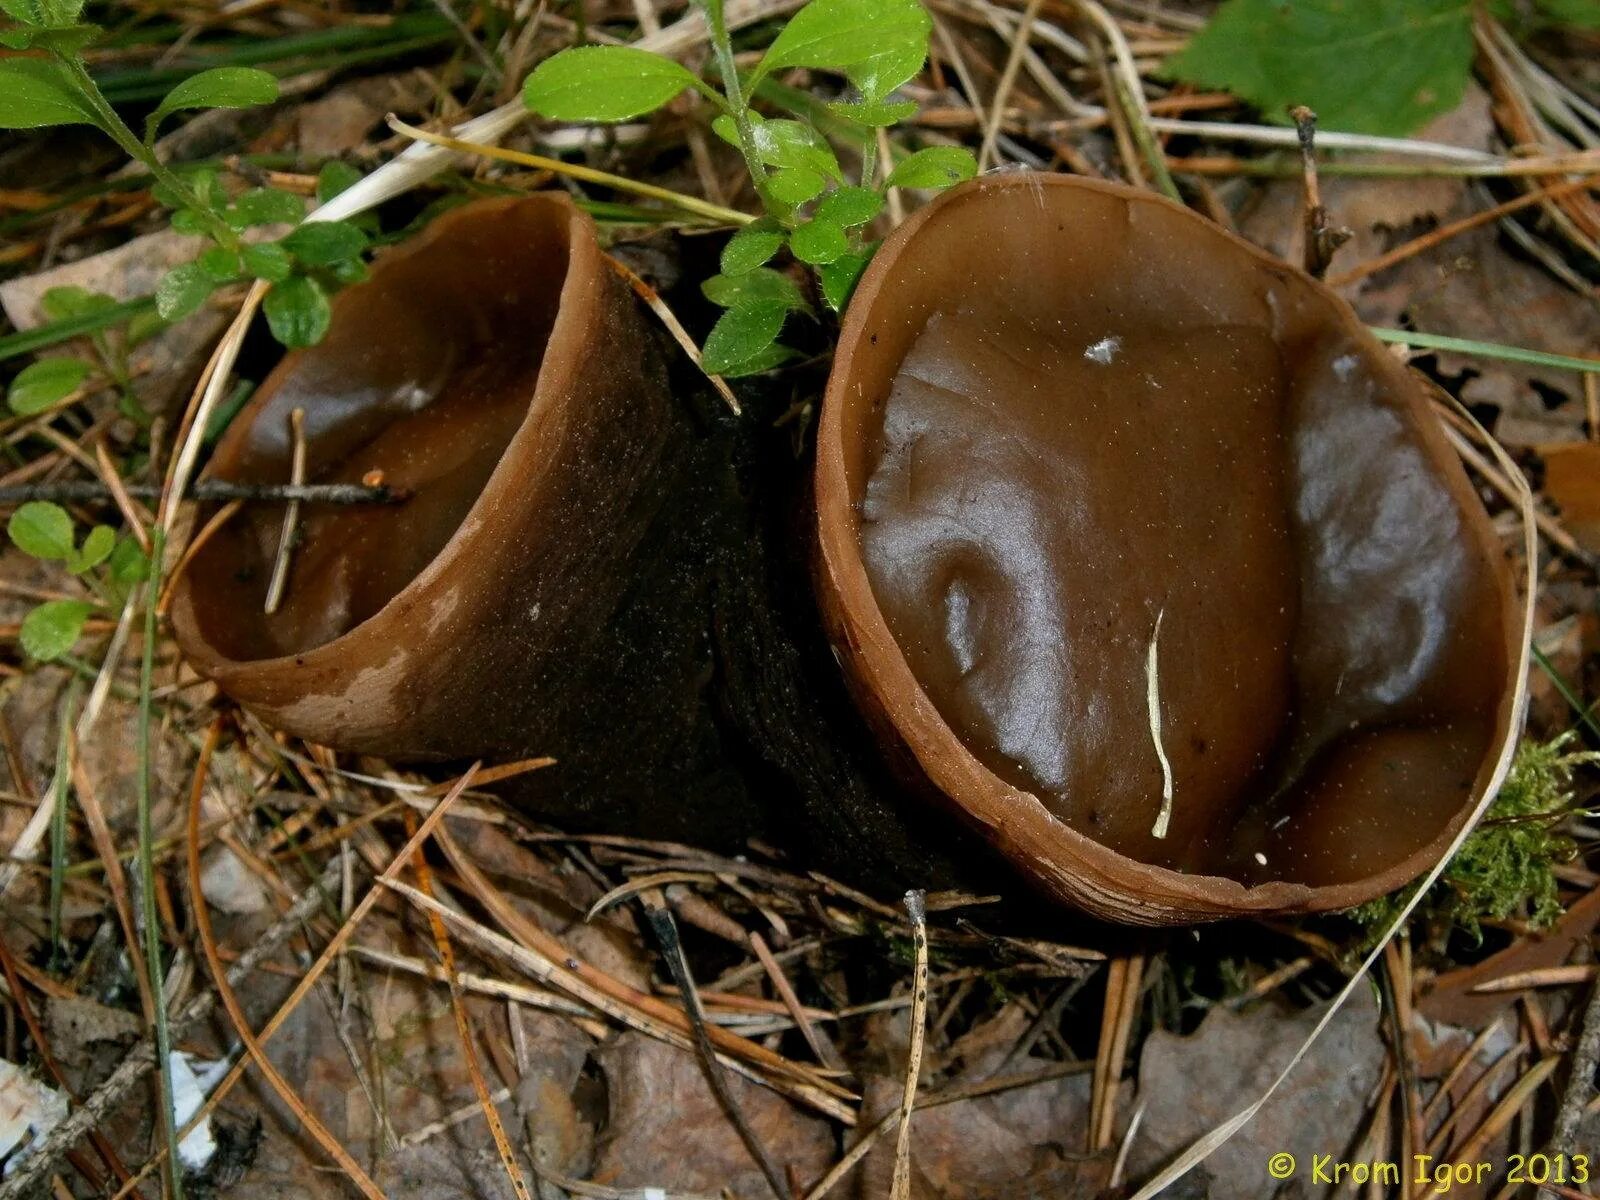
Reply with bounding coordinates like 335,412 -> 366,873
1350,734 -> 1598,947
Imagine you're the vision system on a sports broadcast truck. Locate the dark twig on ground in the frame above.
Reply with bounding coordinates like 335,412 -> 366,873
0,858 -> 346,1200
1291,106 -> 1352,278
0,480 -> 403,506
642,891 -> 794,1200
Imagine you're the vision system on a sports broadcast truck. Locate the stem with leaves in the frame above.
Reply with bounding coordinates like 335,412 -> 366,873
523,0 -> 977,377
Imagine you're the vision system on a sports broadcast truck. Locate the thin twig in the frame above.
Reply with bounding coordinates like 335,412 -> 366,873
262,407 -> 307,615
387,116 -> 753,226
605,255 -> 740,415
977,0 -> 1044,172
891,890 -> 929,1200
642,893 -> 792,1200
1291,106 -> 1351,278
0,480 -> 402,505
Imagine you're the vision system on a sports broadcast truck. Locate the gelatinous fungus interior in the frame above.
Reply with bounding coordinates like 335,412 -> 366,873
845,178 -> 1513,888
185,201 -> 566,663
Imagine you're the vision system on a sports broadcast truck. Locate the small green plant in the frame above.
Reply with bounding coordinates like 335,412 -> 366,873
521,0 -> 976,376
5,500 -> 149,662
0,1 -> 371,348
1350,733 -> 1599,947
6,286 -> 169,430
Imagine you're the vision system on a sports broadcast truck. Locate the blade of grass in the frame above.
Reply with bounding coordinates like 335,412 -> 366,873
0,299 -> 155,364
48,684 -> 79,968
1370,328 -> 1600,374
133,525 -> 185,1200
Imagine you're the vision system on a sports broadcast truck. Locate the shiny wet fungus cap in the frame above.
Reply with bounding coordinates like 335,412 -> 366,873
815,172 -> 1522,924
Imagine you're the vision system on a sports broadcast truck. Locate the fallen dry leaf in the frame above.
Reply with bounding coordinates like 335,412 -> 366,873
1127,987 -> 1385,1196
591,1032 -> 836,1197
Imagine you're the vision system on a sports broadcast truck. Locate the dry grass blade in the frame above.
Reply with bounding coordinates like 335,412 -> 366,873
386,872 -> 856,1123
261,406 -> 307,615
751,931 -> 844,1072
66,735 -> 156,1024
432,825 -> 856,1110
184,724 -> 386,1200
606,255 -> 741,415
1091,952 -> 1142,1150
1451,1055 -> 1562,1164
402,807 -> 534,1200
977,0 -> 1044,172
890,889 -> 929,1200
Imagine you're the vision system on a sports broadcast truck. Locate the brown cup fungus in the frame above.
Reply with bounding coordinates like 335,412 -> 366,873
815,173 -> 1522,924
171,195 -> 732,829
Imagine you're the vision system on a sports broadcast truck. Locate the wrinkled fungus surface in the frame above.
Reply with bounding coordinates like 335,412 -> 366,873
817,174 -> 1520,918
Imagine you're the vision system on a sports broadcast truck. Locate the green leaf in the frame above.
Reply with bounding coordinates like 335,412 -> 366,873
523,46 -> 706,122
149,66 -> 278,135
722,222 -> 786,275
790,216 -> 848,265
316,161 -> 362,203
702,302 -> 790,374
766,168 -> 828,206
39,285 -> 113,322
1165,0 -> 1474,137
827,98 -> 917,126
814,185 -> 883,227
754,0 -> 932,103
885,145 -> 976,189
264,275 -> 331,347
242,241 -> 293,283
0,57 -> 101,130
20,600 -> 91,662
198,245 -> 242,281
0,0 -> 83,26
125,308 -> 167,348
702,267 -> 808,312
0,22 -> 96,51
750,118 -> 843,181
818,244 -> 874,311
719,340 -> 798,378
8,357 -> 90,414
155,262 -> 216,321
69,524 -> 113,574
229,187 -> 305,228
8,501 -> 74,560
282,220 -> 368,266
152,164 -> 223,212
108,538 -> 150,585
